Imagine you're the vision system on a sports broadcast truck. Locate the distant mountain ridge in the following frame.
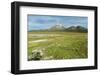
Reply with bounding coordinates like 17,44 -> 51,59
66,26 -> 87,32
48,24 -> 87,32
30,24 -> 87,32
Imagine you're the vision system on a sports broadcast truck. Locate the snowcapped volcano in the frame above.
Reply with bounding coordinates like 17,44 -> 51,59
50,24 -> 66,31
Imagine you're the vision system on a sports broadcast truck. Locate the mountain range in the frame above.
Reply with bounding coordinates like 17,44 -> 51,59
30,24 -> 87,32
49,24 -> 87,32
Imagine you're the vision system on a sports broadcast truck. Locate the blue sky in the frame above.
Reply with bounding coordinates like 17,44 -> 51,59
28,15 -> 88,31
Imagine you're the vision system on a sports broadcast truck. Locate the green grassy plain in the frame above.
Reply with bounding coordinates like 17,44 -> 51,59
28,31 -> 88,60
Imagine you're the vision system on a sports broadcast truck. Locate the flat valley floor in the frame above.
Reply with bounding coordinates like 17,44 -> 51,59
28,31 -> 88,61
